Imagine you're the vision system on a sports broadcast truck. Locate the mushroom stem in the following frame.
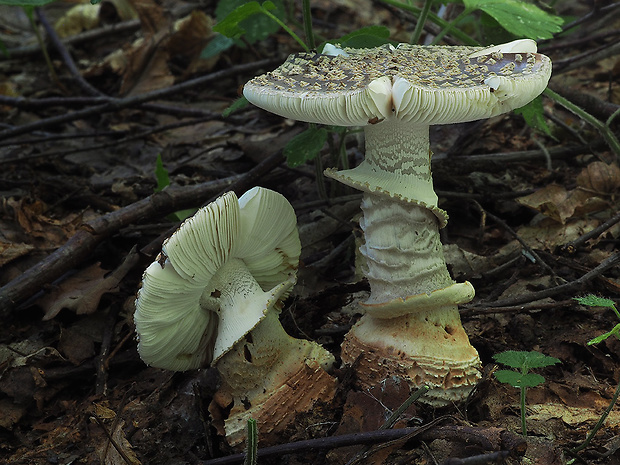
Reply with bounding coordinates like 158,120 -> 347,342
360,193 -> 453,304
213,302 -> 336,446
327,117 -> 481,403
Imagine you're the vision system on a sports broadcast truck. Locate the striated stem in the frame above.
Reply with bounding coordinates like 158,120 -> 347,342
360,193 -> 453,304
327,117 -> 481,403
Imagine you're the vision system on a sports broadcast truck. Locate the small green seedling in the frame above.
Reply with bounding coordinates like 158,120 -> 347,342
569,295 -> 620,456
493,350 -> 560,436
574,295 -> 620,345
154,154 -> 196,221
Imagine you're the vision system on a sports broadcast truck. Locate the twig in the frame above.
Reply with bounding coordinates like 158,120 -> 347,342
199,424 -> 524,465
0,175 -> 240,314
0,58 -> 278,141
0,114 -> 226,163
461,299 -> 577,317
467,252 -> 620,309
469,201 -> 558,280
36,8 -> 103,97
561,209 -> 620,253
344,386 -> 432,465
443,450 -> 511,465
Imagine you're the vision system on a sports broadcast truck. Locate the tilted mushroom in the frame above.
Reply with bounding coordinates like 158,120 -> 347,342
243,39 -> 552,404
134,187 -> 336,445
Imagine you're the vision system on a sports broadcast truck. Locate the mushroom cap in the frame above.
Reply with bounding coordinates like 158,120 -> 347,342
243,41 -> 552,127
134,187 -> 301,371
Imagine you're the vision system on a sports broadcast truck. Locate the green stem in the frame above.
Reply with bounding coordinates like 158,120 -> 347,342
410,0 -> 433,44
520,386 -> 527,436
301,0 -> 315,50
27,7 -> 59,87
378,0 -> 478,45
430,9 -> 471,45
544,88 -> 620,158
570,374 -> 620,453
381,385 -> 430,430
243,418 -> 258,465
262,9 -> 309,52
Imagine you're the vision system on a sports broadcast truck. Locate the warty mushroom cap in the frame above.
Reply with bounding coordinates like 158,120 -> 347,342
243,39 -> 552,127
134,187 -> 301,371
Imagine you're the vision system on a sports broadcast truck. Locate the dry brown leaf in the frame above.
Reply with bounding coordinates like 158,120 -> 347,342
168,10 -> 213,60
58,326 -> 96,365
516,183 -> 610,224
0,398 -> 27,429
11,198 -> 84,248
516,217 -> 601,251
529,403 -> 620,427
0,240 -> 35,267
97,419 -> 142,465
54,3 -> 101,38
37,248 -> 139,320
576,161 -> 620,194
118,0 -> 172,96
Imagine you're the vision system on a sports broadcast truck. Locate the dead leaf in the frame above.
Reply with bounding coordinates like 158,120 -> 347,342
37,248 -> 139,320
516,183 -> 604,224
168,10 -> 212,61
54,3 -> 102,38
59,326 -> 96,365
11,198 -> 83,248
0,398 -> 27,429
97,419 -> 142,465
576,161 -> 620,194
0,240 -> 35,267
528,403 -> 620,426
516,217 -> 601,251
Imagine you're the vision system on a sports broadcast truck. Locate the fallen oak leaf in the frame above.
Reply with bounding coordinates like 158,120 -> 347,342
38,247 -> 139,320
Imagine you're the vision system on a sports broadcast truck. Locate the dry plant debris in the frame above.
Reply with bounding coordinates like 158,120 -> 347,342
0,0 -> 619,464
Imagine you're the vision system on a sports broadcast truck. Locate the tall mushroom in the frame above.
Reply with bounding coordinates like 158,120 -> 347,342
243,40 -> 552,404
134,187 -> 336,445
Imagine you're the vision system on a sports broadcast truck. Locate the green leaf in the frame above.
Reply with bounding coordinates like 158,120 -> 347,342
324,26 -> 393,50
222,96 -> 249,117
493,350 -> 560,371
588,323 -> 620,345
574,295 -> 616,309
495,370 -> 546,388
0,0 -> 55,5
154,154 -> 170,192
201,34 -> 234,60
214,0 -> 284,44
284,126 -> 328,167
463,0 -> 563,39
514,96 -> 552,137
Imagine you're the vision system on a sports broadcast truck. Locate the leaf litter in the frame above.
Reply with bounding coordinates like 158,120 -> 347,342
0,0 -> 619,464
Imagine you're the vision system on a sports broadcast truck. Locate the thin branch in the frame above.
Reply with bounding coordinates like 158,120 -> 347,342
467,252 -> 620,309
0,58 -> 278,142
561,209 -> 620,253
199,424 -> 525,465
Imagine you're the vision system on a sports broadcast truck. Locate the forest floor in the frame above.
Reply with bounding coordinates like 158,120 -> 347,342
1,0 -> 619,464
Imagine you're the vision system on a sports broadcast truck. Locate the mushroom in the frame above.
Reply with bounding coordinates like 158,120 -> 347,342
134,187 -> 336,445
243,40 -> 552,404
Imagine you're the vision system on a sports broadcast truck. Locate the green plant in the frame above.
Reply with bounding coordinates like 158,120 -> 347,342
493,350 -> 560,436
568,295 -> 620,457
244,419 -> 258,465
154,154 -> 196,221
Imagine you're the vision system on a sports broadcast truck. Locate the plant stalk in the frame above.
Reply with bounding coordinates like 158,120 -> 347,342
520,386 -> 527,436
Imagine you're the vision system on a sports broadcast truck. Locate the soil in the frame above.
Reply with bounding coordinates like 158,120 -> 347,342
1,1 -> 619,464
